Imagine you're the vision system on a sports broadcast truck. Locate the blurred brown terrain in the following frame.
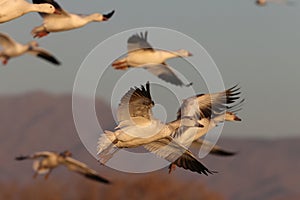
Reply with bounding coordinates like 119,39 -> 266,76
0,92 -> 299,200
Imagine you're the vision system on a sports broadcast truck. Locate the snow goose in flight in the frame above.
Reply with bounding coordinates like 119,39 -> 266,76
112,32 -> 193,87
31,0 -> 115,38
256,0 -> 294,6
182,111 -> 241,157
168,86 -> 243,173
15,150 -> 110,184
97,82 -> 215,175
0,32 -> 60,65
0,0 -> 59,23
187,111 -> 242,157
174,85 -> 243,145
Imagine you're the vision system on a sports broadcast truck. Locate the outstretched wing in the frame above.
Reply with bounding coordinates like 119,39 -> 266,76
0,32 -> 16,49
62,157 -> 110,184
143,136 -> 215,175
32,0 -> 69,17
127,31 -> 154,52
15,151 -> 54,160
117,82 -> 154,124
177,85 -> 242,120
28,47 -> 61,65
144,63 -> 192,87
192,139 -> 236,156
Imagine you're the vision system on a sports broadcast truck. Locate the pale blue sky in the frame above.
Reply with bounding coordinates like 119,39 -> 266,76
0,0 -> 299,138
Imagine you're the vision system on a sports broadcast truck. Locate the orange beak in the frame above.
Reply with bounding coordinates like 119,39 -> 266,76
234,116 -> 242,121
54,9 -> 62,15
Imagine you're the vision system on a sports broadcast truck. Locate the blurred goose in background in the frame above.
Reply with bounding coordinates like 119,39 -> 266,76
31,0 -> 115,38
15,150 -> 110,184
256,0 -> 294,6
112,32 -> 193,87
0,0 -> 58,23
0,32 -> 61,65
97,82 -> 215,176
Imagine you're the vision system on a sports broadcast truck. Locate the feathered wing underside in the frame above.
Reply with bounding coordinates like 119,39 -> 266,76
171,126 -> 202,148
62,157 -> 110,184
0,32 -> 16,49
144,64 -> 192,87
177,85 -> 242,120
97,130 -> 119,164
117,82 -> 154,123
28,47 -> 61,65
127,31 -> 154,52
33,160 -> 50,174
143,136 -> 215,175
32,0 -> 69,17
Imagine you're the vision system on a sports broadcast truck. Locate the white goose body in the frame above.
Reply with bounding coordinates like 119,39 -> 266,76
0,32 -> 60,65
126,50 -> 182,67
173,85 -> 243,147
0,0 -> 55,23
101,119 -> 177,149
31,0 -> 115,37
2,43 -> 29,57
97,82 -> 215,175
41,13 -> 108,32
174,112 -> 242,148
33,152 -> 60,173
112,32 -> 193,87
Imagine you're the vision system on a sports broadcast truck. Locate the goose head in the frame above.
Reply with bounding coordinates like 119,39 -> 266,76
27,41 -> 39,50
174,49 -> 193,58
90,10 -> 115,22
60,150 -> 72,158
256,0 -> 267,6
102,10 -> 115,21
33,3 -> 56,14
225,112 -> 241,122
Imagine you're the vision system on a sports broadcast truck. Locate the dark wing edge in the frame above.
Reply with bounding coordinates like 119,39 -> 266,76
144,137 -> 216,176
36,51 -> 61,65
177,84 -> 243,120
127,31 -> 154,52
63,157 -> 111,184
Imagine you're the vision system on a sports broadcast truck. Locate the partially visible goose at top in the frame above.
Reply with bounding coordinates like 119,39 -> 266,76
15,150 -> 110,184
0,32 -> 60,65
112,32 -> 193,87
0,0 -> 59,23
97,82 -> 215,176
256,0 -> 294,6
31,0 -> 115,38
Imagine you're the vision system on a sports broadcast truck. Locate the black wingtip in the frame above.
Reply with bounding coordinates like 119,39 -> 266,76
103,10 -> 115,20
85,174 -> 111,184
212,150 -> 237,156
37,53 -> 61,66
15,155 -> 28,160
185,82 -> 193,87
